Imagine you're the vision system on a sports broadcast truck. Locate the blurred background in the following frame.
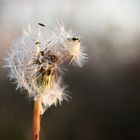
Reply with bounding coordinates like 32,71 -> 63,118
1,0 -> 140,140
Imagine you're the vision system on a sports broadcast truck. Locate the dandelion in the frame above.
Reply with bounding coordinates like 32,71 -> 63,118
5,23 -> 87,140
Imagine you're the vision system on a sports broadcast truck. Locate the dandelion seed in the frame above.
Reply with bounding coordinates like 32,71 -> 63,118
5,23 -> 87,140
38,23 -> 46,27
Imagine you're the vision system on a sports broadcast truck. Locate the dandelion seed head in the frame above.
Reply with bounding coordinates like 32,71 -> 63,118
5,23 -> 87,114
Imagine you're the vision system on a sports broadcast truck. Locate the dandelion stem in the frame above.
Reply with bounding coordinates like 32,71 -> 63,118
33,97 -> 41,140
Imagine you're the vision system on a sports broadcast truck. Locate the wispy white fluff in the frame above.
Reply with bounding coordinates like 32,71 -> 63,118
5,24 -> 87,114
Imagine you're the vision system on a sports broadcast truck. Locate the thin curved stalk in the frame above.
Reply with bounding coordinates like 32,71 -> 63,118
33,97 -> 41,140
